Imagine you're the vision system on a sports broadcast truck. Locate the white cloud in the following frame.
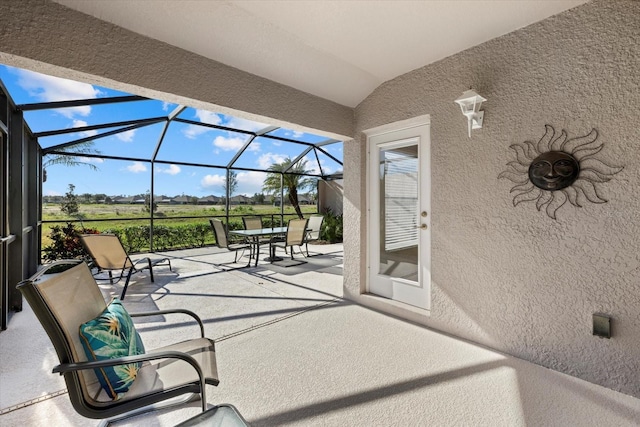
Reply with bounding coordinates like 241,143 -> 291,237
200,174 -> 225,189
303,155 -> 332,175
183,125 -> 209,139
258,152 -> 287,169
285,130 -> 304,138
78,156 -> 104,164
304,155 -> 321,174
126,162 -> 147,173
183,109 -> 223,139
195,109 -> 222,125
199,171 -> 265,195
236,171 -> 267,195
222,115 -> 269,132
16,69 -> 102,118
157,164 -> 181,175
162,101 -> 172,111
72,120 -> 98,138
116,129 -> 136,142
213,135 -> 258,152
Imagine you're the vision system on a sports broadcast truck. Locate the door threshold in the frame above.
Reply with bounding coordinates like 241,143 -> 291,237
351,292 -> 431,326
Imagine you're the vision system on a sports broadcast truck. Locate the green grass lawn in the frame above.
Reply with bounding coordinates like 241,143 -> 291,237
41,203 -> 318,249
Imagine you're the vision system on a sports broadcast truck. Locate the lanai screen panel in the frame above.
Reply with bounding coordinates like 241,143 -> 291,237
232,136 -> 310,172
156,121 -> 250,167
312,144 -> 343,177
42,158 -> 151,208
264,127 -> 328,144
43,122 -> 165,159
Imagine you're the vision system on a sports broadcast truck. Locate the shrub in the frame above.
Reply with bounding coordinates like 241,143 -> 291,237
321,209 -> 343,243
42,222 -> 100,262
106,223 -> 214,253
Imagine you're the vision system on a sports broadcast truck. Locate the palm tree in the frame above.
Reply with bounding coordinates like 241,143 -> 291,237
42,142 -> 100,182
262,158 -> 315,218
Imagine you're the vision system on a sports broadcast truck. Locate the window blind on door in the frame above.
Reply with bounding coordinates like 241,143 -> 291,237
383,151 -> 418,251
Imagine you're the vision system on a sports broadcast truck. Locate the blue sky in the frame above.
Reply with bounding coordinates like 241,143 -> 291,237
0,64 -> 343,198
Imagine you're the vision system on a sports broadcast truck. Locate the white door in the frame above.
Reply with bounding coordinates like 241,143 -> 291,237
366,118 -> 431,310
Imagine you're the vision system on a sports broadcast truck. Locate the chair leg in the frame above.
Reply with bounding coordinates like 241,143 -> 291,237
108,271 -> 114,285
120,269 -> 135,300
147,258 -> 155,283
306,242 -> 309,257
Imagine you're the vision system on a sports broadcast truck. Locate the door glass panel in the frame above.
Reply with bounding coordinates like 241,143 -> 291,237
378,143 -> 418,281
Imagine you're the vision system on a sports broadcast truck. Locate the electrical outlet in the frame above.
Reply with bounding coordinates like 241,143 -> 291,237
593,314 -> 611,339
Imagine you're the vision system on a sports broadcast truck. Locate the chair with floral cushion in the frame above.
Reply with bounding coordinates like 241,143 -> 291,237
17,260 -> 219,425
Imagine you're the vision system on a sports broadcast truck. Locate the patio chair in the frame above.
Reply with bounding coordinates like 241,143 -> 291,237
304,215 -> 324,256
270,218 -> 309,261
209,219 -> 252,266
79,234 -> 172,301
17,260 -> 219,425
242,216 -> 263,231
242,216 -> 269,257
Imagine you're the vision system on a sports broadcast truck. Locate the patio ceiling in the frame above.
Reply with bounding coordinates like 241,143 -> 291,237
52,0 -> 587,108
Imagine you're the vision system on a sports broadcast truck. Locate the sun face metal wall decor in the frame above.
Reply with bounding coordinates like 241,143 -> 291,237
498,125 -> 623,219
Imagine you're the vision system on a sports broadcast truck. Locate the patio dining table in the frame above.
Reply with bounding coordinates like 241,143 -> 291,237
229,226 -> 288,266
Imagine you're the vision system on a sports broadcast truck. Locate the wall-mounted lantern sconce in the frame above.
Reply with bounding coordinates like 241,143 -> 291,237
454,89 -> 486,138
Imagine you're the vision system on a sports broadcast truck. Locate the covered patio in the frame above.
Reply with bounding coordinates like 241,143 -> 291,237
2,243 -> 640,426
2,1 -> 640,425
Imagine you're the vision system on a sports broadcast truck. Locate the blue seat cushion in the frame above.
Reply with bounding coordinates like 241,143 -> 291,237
79,298 -> 145,400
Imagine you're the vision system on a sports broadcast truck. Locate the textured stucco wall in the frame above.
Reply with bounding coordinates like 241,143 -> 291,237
347,0 -> 640,397
0,0 -> 353,140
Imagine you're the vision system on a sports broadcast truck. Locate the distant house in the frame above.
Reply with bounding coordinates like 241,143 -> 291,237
114,196 -> 135,204
273,194 -> 315,206
172,196 -> 190,204
197,195 -> 221,205
298,194 -> 315,205
229,195 -> 251,205
157,196 -> 173,204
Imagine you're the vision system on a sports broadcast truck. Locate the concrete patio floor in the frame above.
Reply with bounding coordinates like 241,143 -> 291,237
2,243 -> 640,426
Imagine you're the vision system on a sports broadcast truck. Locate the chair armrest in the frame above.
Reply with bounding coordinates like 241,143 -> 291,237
130,309 -> 205,338
54,349 -> 214,410
54,350 -> 205,381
